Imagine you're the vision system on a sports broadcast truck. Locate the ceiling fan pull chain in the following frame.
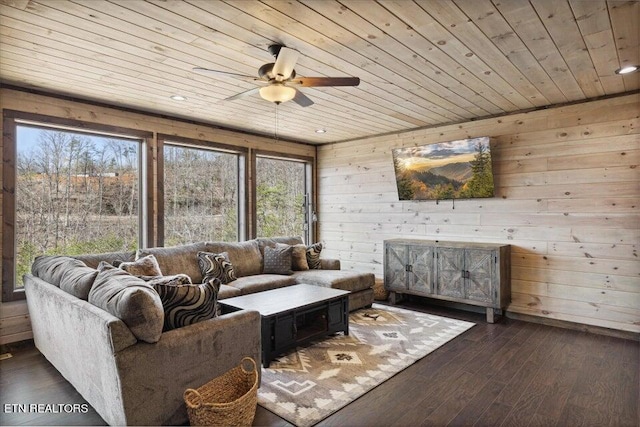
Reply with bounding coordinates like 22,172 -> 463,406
275,103 -> 279,142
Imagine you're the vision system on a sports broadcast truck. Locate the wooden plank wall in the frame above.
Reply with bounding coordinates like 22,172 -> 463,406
317,93 -> 639,334
0,88 -> 315,344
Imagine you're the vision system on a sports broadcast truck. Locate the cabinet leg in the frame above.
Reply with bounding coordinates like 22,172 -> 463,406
389,292 -> 397,305
389,292 -> 402,305
486,307 -> 495,323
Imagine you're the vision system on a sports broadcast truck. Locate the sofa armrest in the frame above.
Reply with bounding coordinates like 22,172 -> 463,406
115,309 -> 261,426
321,258 -> 341,270
25,274 -> 138,354
24,274 -> 138,426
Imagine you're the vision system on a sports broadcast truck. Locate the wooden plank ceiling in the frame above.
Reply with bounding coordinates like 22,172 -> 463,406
0,0 -> 638,144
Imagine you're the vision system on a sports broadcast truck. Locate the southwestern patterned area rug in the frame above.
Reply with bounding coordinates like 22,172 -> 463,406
257,304 -> 475,427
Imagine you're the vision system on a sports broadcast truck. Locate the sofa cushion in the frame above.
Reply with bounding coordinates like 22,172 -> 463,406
59,265 -> 99,300
73,250 -> 136,269
32,256 -> 86,286
306,242 -> 323,269
119,254 -> 163,277
228,274 -> 296,295
263,245 -> 293,275
204,240 -> 262,277
137,242 -> 209,283
320,258 -> 340,270
152,278 -> 220,332
31,256 -> 100,300
32,256 -> 100,300
292,270 -> 374,293
89,263 -> 164,343
197,251 -> 237,284
218,284 -> 242,299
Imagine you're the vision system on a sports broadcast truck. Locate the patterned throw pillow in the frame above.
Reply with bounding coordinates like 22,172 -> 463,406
119,254 -> 163,277
152,278 -> 220,332
197,251 -> 237,284
306,242 -> 323,269
263,245 -> 293,275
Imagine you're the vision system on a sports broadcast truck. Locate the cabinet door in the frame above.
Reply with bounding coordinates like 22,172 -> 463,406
465,249 -> 494,303
328,301 -> 343,328
385,243 -> 407,291
436,247 -> 465,298
274,314 -> 295,348
408,245 -> 433,294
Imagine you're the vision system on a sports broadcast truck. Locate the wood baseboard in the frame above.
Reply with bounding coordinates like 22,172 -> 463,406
390,295 -> 639,341
504,311 -> 639,342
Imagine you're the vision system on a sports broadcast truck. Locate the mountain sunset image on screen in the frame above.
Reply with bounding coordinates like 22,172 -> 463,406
392,137 -> 494,201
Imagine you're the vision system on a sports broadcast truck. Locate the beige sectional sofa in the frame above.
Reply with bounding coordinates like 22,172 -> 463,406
24,236 -> 374,426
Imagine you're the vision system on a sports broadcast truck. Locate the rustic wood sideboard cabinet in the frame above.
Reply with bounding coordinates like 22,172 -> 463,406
384,239 -> 511,323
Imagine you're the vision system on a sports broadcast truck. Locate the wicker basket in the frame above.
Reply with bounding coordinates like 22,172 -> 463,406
184,357 -> 258,427
373,279 -> 389,301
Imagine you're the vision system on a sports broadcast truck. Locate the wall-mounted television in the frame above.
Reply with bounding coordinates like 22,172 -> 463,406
392,136 -> 494,201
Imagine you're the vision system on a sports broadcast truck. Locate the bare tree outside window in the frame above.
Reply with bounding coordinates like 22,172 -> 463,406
15,126 -> 140,287
256,157 -> 306,238
163,144 -> 239,245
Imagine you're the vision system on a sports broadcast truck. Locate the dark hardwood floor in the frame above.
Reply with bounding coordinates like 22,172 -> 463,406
1,300 -> 638,426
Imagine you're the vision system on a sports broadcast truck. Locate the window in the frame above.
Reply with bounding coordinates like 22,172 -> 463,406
255,154 -> 313,242
4,119 -> 144,299
1,111 -> 312,302
161,141 -> 245,245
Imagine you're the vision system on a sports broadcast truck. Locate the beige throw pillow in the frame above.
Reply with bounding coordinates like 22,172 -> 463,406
276,243 -> 309,271
119,254 -> 163,277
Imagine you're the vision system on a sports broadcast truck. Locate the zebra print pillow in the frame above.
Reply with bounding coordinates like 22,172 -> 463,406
197,251 -> 237,284
152,277 -> 220,332
306,242 -> 323,269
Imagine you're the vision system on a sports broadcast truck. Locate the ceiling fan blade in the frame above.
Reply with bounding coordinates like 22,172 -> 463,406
193,67 -> 262,83
272,47 -> 299,81
292,89 -> 314,107
288,77 -> 360,87
224,87 -> 260,101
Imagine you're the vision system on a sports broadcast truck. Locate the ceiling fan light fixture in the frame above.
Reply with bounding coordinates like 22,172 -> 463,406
259,84 -> 296,104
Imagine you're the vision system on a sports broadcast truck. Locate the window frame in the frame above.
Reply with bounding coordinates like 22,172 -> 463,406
252,149 -> 315,243
156,134 -> 248,246
2,110 -> 153,302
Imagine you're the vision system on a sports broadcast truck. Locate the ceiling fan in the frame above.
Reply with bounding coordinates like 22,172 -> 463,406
193,44 -> 360,107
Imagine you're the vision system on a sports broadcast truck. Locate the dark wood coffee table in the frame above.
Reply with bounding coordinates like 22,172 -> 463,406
219,284 -> 350,367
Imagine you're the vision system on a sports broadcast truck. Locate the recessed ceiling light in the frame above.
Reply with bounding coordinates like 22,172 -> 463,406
170,95 -> 187,101
615,65 -> 639,75
315,129 -> 327,134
